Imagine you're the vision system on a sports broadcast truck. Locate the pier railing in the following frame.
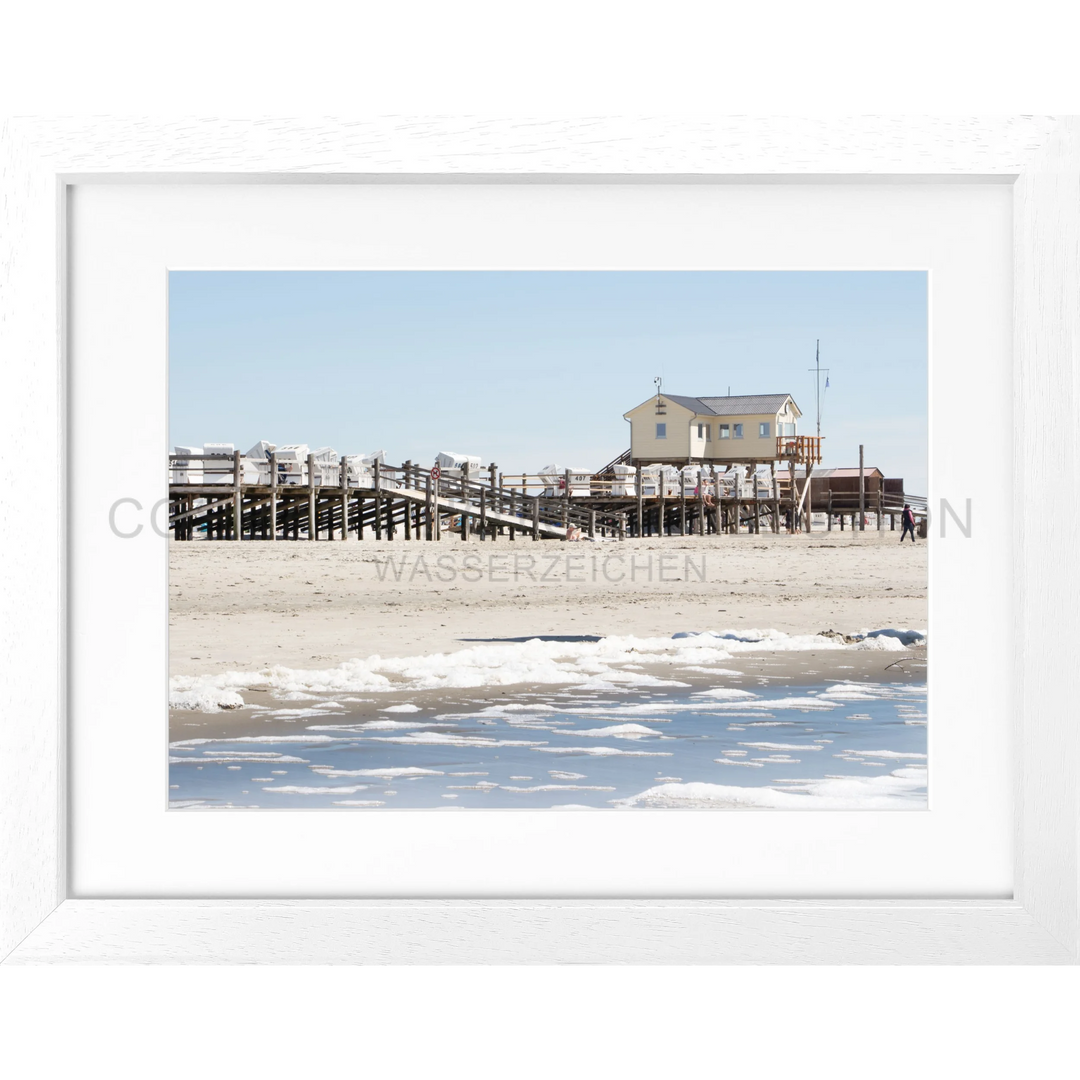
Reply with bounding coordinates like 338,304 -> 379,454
168,452 -> 918,541
776,435 -> 823,465
167,452 -> 629,542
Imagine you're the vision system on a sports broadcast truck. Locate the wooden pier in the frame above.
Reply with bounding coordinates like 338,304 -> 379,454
168,450 -> 920,541
169,452 -> 628,542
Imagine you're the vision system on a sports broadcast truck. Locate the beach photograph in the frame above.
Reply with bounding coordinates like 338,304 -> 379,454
167,270 -> 928,810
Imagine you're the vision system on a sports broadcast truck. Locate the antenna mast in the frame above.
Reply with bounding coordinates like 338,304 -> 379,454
809,340 -> 829,439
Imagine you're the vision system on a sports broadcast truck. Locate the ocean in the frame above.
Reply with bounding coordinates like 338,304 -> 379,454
169,629 -> 927,810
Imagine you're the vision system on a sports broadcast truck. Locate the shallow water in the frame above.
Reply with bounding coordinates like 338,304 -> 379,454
169,677 -> 927,810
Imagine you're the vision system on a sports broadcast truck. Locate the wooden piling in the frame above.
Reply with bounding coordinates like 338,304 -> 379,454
770,462 -> 779,534
339,458 -> 349,540
708,466 -> 718,535
635,464 -> 644,538
371,459 -> 381,540
800,461 -> 810,533
414,471 -> 422,538
532,495 -> 540,541
269,451 -> 278,541
461,462 -> 470,541
858,444 -> 865,532
306,453 -> 317,540
232,450 -> 243,541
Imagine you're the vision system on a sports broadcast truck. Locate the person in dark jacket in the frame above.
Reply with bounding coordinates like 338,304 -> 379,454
900,504 -> 917,543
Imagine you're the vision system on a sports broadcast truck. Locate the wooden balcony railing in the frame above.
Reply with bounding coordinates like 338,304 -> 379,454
776,435 -> 823,465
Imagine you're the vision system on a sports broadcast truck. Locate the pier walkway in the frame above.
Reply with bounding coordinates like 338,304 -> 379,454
169,452 -> 921,542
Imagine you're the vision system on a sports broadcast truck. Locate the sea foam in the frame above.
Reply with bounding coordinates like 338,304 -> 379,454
614,766 -> 927,809
170,628 -> 926,712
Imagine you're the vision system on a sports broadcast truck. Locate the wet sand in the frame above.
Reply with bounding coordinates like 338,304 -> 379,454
170,644 -> 927,743
170,530 -> 925,739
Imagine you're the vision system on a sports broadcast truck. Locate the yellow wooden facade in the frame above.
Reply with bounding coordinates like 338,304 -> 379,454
624,393 -> 804,465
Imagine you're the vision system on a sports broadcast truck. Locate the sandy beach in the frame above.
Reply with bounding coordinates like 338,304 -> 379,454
169,531 -> 927,808
170,530 -> 926,677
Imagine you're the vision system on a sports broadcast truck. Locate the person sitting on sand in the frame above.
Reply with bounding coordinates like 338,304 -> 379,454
900,504 -> 917,543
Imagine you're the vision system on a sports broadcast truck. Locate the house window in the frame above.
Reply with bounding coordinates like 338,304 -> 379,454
780,422 -> 796,437
705,424 -> 711,441
733,423 -> 743,439
697,423 -> 703,439
759,422 -> 770,438
656,422 -> 667,439
719,424 -> 730,439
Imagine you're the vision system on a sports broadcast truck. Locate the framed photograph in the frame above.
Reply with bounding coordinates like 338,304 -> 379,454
163,267 -> 929,814
1,117 -> 1076,963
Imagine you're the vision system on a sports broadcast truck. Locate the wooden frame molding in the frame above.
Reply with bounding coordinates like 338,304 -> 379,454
1,116 -> 1076,964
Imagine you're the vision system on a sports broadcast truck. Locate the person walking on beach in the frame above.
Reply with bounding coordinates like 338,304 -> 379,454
900,504 -> 917,543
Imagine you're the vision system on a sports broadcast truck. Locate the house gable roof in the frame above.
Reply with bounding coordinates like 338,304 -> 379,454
625,393 -> 801,420
623,394 -> 698,419
695,394 -> 799,417
659,394 -> 710,414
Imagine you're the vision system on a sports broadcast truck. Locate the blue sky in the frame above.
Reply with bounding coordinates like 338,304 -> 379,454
169,270 -> 928,493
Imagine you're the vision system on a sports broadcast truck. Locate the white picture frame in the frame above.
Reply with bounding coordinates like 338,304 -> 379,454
1,116 -> 1076,964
